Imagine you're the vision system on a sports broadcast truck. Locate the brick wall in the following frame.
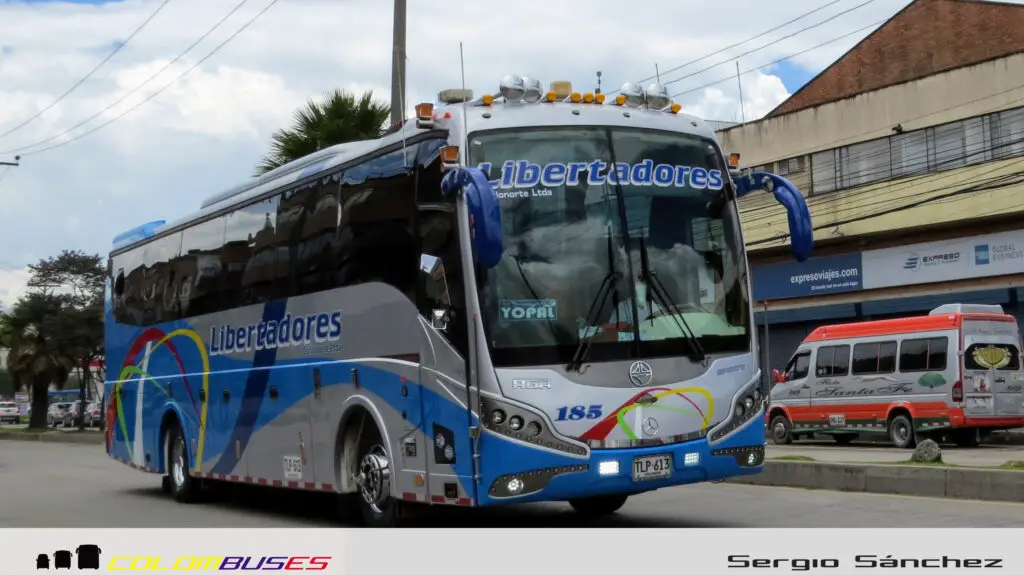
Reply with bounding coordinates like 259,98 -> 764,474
769,0 -> 1024,117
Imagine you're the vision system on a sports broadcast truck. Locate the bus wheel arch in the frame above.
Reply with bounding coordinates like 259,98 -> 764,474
886,407 -> 918,449
768,408 -> 793,445
158,410 -> 180,474
334,399 -> 404,526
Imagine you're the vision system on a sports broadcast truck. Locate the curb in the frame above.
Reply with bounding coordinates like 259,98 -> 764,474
728,460 -> 1024,503
0,430 -> 105,445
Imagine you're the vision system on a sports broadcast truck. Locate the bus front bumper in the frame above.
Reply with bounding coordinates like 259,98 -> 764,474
476,410 -> 766,507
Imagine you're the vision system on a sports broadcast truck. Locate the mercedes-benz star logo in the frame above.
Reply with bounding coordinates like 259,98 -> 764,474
629,360 -> 653,387
642,417 -> 659,437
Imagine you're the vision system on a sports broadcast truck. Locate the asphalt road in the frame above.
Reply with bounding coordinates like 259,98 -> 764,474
4,441 -> 1024,527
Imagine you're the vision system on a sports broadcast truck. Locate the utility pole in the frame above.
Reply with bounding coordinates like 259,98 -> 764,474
389,0 -> 407,129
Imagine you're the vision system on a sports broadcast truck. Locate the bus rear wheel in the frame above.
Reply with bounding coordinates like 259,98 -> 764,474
569,494 -> 629,517
166,424 -> 200,503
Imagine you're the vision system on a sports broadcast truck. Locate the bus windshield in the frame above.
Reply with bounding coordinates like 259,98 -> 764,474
469,126 -> 750,368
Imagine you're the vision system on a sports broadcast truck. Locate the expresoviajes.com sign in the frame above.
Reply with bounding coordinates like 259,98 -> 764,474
751,253 -> 863,301
861,229 -> 1024,290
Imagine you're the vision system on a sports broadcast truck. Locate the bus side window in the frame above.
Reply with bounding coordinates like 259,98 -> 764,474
179,216 -> 227,318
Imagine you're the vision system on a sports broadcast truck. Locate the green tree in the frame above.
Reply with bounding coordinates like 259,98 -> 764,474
1,294 -> 73,428
254,89 -> 391,176
29,250 -> 105,429
0,250 -> 105,429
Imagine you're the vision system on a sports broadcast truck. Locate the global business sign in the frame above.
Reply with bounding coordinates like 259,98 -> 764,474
751,252 -> 863,302
861,228 -> 1024,290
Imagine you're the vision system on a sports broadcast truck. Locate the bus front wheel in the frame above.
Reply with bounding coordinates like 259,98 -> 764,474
569,494 -> 629,517
353,425 -> 402,527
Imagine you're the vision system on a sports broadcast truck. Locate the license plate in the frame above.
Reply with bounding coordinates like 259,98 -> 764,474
828,414 -> 846,427
969,397 -> 990,408
632,454 -> 673,482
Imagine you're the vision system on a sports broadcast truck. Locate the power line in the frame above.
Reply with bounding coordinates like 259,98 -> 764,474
661,0 -> 882,93
0,0 -> 173,142
17,0 -> 280,158
671,19 -> 884,99
2,0 -> 254,157
611,0 -> 848,95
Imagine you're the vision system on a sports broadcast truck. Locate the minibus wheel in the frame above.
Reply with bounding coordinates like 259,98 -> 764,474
888,414 -> 917,449
769,413 -> 794,445
569,494 -> 629,517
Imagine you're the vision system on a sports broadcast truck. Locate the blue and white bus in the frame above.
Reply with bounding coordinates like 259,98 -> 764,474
104,75 -> 812,526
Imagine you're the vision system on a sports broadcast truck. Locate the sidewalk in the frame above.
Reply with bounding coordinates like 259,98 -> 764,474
768,442 -> 1024,468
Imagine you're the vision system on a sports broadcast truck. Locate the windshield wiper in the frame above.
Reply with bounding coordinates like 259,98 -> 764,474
566,233 -> 620,373
637,235 -> 707,365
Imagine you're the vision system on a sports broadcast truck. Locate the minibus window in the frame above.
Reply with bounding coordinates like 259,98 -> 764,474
852,341 -> 897,375
899,337 -> 948,372
815,345 -> 850,377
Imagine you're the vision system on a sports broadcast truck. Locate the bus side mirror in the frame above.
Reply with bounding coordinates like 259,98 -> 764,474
440,166 -> 504,269
732,171 -> 813,263
772,368 -> 786,383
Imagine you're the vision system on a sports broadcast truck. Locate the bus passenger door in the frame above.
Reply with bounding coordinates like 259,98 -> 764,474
775,350 -> 812,430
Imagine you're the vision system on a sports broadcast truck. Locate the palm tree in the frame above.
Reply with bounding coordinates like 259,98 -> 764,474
0,297 -> 72,429
255,89 -> 391,177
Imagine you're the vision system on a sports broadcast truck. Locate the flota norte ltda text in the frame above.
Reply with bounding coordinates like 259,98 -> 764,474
208,310 -> 343,356
476,159 -> 725,197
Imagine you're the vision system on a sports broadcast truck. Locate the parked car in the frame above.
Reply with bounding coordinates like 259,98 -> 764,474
62,401 -> 84,427
47,402 -> 71,427
0,402 -> 19,424
83,402 -> 102,427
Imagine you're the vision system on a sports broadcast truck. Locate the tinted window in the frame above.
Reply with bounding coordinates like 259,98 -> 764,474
852,341 -> 897,375
815,345 -> 850,377
786,351 -> 811,381
224,194 -> 281,305
335,149 -> 417,298
111,249 -> 144,325
964,343 -> 1021,371
143,233 -> 182,324
899,337 -> 948,372
416,140 -> 466,354
179,216 -> 226,318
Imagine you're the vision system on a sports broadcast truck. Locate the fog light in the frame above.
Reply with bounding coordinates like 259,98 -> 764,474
684,452 -> 700,466
744,396 -> 754,410
526,421 -> 542,437
598,460 -> 620,476
753,388 -> 762,402
509,416 -> 524,431
734,403 -> 745,418
491,410 -> 506,425
507,477 -> 524,494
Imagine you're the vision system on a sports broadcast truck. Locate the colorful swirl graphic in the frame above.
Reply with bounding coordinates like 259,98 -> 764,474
579,387 -> 715,441
108,328 -> 211,472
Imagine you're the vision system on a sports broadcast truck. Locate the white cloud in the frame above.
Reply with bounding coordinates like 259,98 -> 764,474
0,0 -> 908,278
0,267 -> 32,310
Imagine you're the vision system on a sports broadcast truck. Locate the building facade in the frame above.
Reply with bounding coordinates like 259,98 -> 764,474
717,0 -> 1024,375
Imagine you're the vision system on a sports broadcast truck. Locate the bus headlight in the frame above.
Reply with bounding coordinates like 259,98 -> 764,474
490,410 -> 506,425
744,396 -> 755,411
711,381 -> 764,442
525,421 -> 542,437
508,416 -> 524,431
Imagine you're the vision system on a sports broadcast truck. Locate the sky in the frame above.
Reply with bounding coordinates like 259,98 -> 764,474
0,0 -> 923,307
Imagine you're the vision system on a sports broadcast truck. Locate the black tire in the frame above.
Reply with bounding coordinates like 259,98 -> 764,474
166,423 -> 200,503
769,413 -> 794,445
888,414 -> 917,449
354,423 -> 402,527
832,433 -> 858,445
569,494 -> 629,517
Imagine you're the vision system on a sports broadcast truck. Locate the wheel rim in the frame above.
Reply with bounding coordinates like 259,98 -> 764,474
894,422 -> 909,443
773,421 -> 787,440
354,443 -> 391,512
171,436 -> 186,489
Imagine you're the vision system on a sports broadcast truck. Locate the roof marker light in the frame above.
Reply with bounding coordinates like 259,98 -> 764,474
569,92 -> 581,103
545,91 -> 558,103
670,102 -> 682,114
620,82 -> 644,107
499,75 -> 526,103
614,94 -> 627,106
595,93 -> 606,104
583,92 -> 595,103
549,81 -> 572,99
481,94 -> 494,106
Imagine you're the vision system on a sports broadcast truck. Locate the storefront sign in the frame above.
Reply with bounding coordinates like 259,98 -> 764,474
751,252 -> 863,301
861,229 -> 1024,290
